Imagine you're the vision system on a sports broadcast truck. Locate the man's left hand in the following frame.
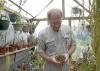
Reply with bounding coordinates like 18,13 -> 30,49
63,53 -> 69,63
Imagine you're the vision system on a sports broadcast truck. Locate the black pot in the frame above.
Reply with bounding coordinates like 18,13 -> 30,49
0,20 -> 10,30
9,14 -> 16,22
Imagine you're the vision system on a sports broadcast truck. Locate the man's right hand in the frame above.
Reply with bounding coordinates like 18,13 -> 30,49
38,52 -> 64,66
49,55 -> 64,66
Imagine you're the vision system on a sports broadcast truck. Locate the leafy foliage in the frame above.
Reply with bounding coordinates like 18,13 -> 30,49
92,0 -> 100,70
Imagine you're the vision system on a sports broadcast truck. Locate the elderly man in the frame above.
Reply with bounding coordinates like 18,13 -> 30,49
37,8 -> 76,71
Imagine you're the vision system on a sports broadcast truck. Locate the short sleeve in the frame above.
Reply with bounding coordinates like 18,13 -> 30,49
37,33 -> 46,53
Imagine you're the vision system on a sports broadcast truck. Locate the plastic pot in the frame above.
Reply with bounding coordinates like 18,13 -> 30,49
0,20 -> 9,30
9,14 -> 16,22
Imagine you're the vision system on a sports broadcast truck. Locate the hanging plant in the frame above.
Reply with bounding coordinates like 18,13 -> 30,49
0,0 -> 6,7
12,11 -> 24,31
72,6 -> 82,15
22,24 -> 29,32
0,19 -> 9,30
9,13 -> 17,22
0,0 -> 10,30
11,0 -> 27,31
32,24 -> 37,33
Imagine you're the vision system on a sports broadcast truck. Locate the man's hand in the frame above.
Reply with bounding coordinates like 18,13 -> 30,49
63,53 -> 69,63
50,55 -> 64,66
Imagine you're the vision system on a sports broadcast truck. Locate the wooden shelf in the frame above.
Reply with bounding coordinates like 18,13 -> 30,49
0,46 -> 34,58
0,48 -> 28,58
0,46 -> 35,71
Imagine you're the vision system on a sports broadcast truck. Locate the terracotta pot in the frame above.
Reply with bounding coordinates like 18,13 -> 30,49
9,46 -> 16,52
0,47 -> 6,55
17,42 -> 24,50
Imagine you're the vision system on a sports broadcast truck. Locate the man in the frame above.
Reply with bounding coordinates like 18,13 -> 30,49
37,8 -> 76,71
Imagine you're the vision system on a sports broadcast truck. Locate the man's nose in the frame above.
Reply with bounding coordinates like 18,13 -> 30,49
55,23 -> 60,27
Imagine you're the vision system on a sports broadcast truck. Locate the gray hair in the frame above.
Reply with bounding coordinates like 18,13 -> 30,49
47,8 -> 62,19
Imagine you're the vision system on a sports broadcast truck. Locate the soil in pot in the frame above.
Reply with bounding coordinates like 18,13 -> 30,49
55,54 -> 65,63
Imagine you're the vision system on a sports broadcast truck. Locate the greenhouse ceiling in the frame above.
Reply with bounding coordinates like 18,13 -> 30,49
5,0 -> 90,19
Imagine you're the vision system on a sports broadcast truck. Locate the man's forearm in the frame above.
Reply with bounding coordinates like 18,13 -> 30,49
68,45 -> 76,56
38,52 -> 53,62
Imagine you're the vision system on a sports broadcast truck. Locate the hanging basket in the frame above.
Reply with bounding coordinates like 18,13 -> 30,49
22,24 -> 29,32
9,13 -> 17,22
0,20 -> 10,30
72,6 -> 81,14
0,0 -> 6,6
12,24 -> 23,31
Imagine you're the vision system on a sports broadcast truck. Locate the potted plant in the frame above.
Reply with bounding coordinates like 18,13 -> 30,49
27,35 -> 37,47
0,14 -> 10,30
22,23 -> 29,32
12,23 -> 23,31
0,0 -> 6,6
9,13 -> 17,22
12,12 -> 23,31
72,6 -> 82,14
0,0 -> 10,30
12,0 -> 28,31
8,44 -> 16,52
0,46 -> 6,55
27,24 -> 37,47
0,43 -> 9,55
15,39 -> 24,50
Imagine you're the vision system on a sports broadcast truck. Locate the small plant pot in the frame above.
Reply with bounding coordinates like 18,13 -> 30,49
23,43 -> 27,48
12,24 -> 23,31
0,20 -> 10,30
72,6 -> 80,14
17,46 -> 21,50
9,14 -> 17,22
9,46 -> 16,52
17,42 -> 24,50
0,47 -> 6,55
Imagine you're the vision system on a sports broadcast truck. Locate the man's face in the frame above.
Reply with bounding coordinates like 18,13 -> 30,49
48,15 -> 62,32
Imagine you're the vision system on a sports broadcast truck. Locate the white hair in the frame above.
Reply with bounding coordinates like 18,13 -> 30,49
47,8 -> 62,19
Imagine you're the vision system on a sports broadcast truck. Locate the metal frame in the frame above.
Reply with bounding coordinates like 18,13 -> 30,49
31,16 -> 89,21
